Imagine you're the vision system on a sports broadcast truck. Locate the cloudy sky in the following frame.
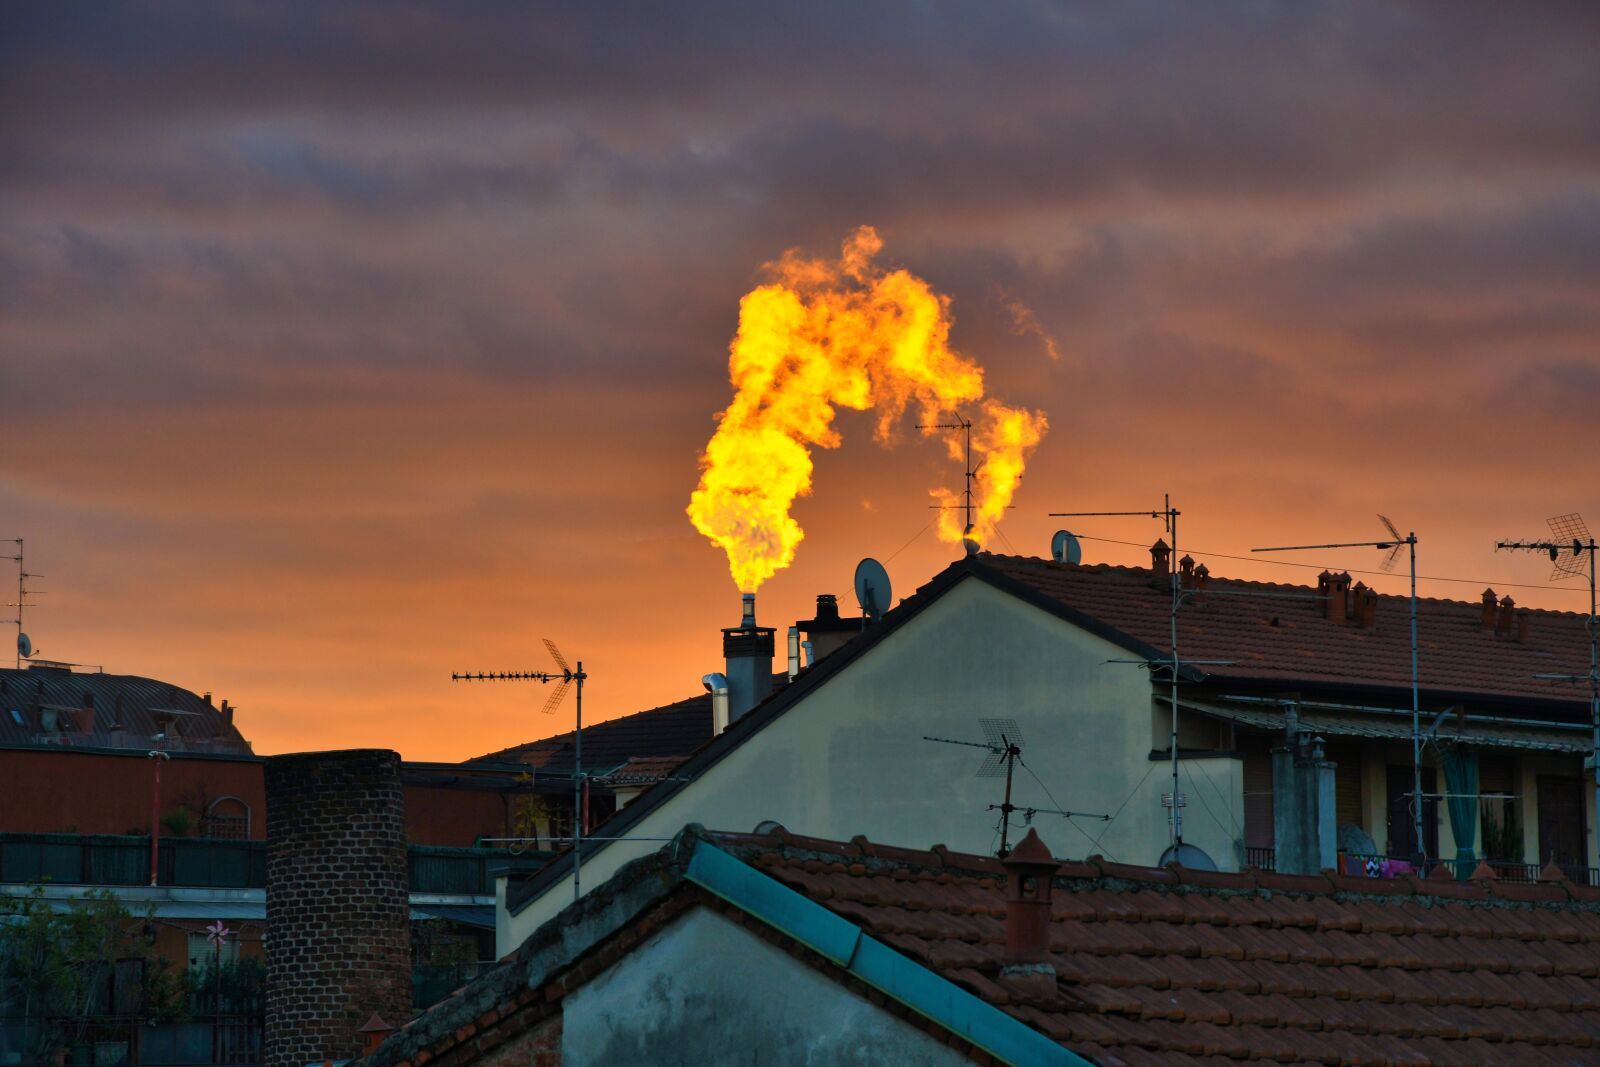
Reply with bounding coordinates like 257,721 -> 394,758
3,3 -> 1597,760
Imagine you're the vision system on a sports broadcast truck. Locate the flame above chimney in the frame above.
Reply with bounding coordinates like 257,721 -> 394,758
686,227 -> 1046,593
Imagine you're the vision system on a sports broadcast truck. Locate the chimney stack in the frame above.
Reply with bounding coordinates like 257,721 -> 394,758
1150,539 -> 1171,585
1319,571 -> 1351,623
796,593 -> 860,663
1515,610 -> 1530,644
1495,595 -> 1516,637
1178,554 -> 1196,590
220,700 -> 234,731
999,828 -> 1059,974
77,693 -> 96,738
1352,582 -> 1377,628
723,594 -> 775,722
1481,588 -> 1497,629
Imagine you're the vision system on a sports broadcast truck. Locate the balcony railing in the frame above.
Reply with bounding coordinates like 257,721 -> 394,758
1240,846 -> 1600,886
0,834 -> 551,896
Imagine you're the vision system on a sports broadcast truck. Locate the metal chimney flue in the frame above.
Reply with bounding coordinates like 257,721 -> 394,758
723,594 -> 775,722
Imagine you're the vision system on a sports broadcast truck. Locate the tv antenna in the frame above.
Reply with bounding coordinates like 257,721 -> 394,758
1254,516 -> 1424,866
1050,496 -> 1191,848
918,412 -> 976,553
924,718 -> 1108,857
4,540 -> 44,669
1496,513 -> 1598,855
454,638 -> 588,901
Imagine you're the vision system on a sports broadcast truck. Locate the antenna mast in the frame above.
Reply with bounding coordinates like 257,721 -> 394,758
919,412 -> 977,552
1497,513 -> 1598,870
4,540 -> 42,669
1050,497 -> 1186,846
454,638 -> 588,902
1254,516 -> 1423,867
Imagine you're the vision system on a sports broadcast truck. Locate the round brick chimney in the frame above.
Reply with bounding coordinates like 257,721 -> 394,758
265,749 -> 410,1067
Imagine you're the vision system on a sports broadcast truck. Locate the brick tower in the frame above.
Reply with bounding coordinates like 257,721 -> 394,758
265,749 -> 411,1067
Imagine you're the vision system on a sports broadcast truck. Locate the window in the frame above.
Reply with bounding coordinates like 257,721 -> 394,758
188,931 -> 239,969
206,797 -> 251,840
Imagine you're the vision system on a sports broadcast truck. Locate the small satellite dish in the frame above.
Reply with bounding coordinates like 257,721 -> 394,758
1050,530 -> 1082,565
854,557 -> 892,620
1158,842 -> 1218,871
17,633 -> 31,659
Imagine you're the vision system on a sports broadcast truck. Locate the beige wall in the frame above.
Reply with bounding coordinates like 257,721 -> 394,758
502,576 -> 1245,953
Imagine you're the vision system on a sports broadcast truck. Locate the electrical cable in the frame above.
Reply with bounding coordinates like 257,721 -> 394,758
1069,533 -> 1587,595
885,522 -> 931,563
1017,756 -> 1109,856
1083,760 -> 1160,862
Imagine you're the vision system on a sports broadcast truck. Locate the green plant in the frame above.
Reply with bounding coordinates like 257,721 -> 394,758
1480,798 -> 1524,862
186,955 -> 264,1015
159,807 -> 194,837
0,888 -> 177,1058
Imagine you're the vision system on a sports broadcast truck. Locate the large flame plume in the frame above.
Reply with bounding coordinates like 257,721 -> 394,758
688,227 -> 1048,593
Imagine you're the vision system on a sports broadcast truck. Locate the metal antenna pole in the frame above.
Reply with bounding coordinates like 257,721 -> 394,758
573,660 -> 584,902
1497,516 -> 1599,876
1254,521 -> 1422,865
919,413 -> 978,546
1168,496 -> 1182,844
6,540 -> 21,668
1408,532 -> 1423,871
1051,499 -> 1184,843
998,738 -> 1017,857
452,640 -> 587,902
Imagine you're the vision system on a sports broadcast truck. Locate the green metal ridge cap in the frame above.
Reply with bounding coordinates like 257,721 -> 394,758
685,839 -> 1092,1067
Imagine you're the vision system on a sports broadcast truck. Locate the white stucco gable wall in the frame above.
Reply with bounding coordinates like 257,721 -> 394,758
503,574 -> 1242,953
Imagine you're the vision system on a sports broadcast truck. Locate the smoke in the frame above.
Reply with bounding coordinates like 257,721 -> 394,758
687,226 -> 1047,592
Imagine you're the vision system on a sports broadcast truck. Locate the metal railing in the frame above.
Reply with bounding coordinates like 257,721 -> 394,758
1243,845 -> 1600,886
0,834 -> 553,896
0,1013 -> 261,1066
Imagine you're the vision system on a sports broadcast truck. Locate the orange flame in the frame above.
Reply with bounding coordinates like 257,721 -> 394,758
688,227 -> 1048,592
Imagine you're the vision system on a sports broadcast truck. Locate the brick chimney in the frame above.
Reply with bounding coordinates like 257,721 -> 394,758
1178,554 -> 1196,590
1516,610 -> 1530,644
1191,562 -> 1209,604
1000,828 -> 1059,973
1495,595 -> 1516,638
220,700 -> 234,731
1480,588 -> 1497,629
1319,571 -> 1351,623
1150,539 -> 1171,585
264,750 -> 410,1067
1354,582 -> 1378,628
77,693 -> 96,738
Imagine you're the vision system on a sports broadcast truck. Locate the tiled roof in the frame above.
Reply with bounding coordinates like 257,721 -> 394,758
595,754 -> 689,785
719,825 -> 1600,1066
976,554 -> 1595,709
470,690 -> 713,774
0,665 -> 251,753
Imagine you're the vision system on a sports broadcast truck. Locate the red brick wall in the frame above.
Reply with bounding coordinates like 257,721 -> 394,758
478,1007 -> 562,1067
0,749 -> 265,837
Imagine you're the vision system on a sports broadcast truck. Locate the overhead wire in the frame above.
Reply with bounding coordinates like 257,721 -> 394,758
1017,755 -> 1108,856
1069,533 -> 1586,595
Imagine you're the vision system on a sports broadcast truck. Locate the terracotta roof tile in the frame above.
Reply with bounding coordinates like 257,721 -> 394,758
710,826 -> 1600,1065
975,555 -> 1596,708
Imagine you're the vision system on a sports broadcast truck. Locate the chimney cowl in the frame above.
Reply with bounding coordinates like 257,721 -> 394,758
1150,539 -> 1171,585
1000,828 -> 1059,970
1480,588 -> 1497,629
1495,595 -> 1516,637
1353,583 -> 1377,628
814,594 -> 840,621
1178,554 -> 1196,589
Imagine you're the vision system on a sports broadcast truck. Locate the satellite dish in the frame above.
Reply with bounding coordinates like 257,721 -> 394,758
853,557 -> 892,620
1050,530 -> 1082,565
1158,842 -> 1218,871
17,633 -> 31,659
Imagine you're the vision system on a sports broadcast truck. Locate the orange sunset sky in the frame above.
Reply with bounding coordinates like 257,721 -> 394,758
2,5 -> 1597,762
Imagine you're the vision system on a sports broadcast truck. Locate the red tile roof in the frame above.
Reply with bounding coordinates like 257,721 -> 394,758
595,754 -> 688,785
974,554 -> 1594,708
715,825 -> 1600,1066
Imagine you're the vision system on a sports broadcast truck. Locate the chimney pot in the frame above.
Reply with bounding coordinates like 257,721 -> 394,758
1150,539 -> 1171,585
1515,610 -> 1530,644
1480,588 -> 1497,629
815,594 -> 840,622
1354,583 -> 1377,628
1000,828 -> 1059,969
1495,595 -> 1515,637
1322,571 -> 1352,624
220,700 -> 234,730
